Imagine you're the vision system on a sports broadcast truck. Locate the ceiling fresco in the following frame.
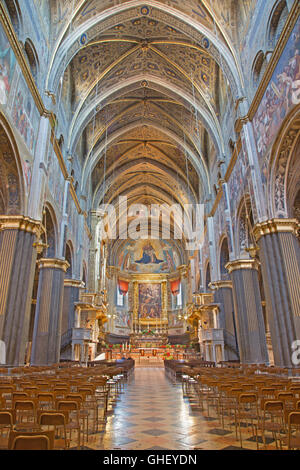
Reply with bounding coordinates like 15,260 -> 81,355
44,1 -> 257,255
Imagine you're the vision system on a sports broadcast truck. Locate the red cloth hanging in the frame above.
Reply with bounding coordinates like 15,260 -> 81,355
170,279 -> 181,295
118,279 -> 129,295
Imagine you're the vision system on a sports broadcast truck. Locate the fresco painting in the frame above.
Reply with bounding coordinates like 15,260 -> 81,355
118,239 -> 180,274
253,17 -> 300,160
0,27 -> 16,106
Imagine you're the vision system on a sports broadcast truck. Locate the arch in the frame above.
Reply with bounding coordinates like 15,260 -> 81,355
267,0 -> 289,51
0,111 -> 24,214
3,0 -> 22,36
81,118 -> 211,197
251,51 -> 267,89
219,236 -> 230,281
24,38 -> 39,81
70,74 -> 223,158
204,260 -> 211,292
236,195 -> 254,258
269,106 -> 300,218
46,2 -> 242,99
41,203 -> 58,258
65,240 -> 74,279
82,261 -> 87,290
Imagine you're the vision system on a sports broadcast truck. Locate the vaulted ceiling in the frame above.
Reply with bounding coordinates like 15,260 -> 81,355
44,1 -> 255,250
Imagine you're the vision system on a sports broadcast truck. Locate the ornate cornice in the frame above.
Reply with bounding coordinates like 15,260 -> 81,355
0,215 -> 42,236
225,259 -> 260,274
38,258 -> 70,272
209,280 -> 233,290
253,218 -> 300,242
64,279 -> 84,288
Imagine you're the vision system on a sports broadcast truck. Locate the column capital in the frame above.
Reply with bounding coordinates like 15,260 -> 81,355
38,258 -> 70,272
254,218 -> 299,242
225,259 -> 260,274
64,279 -> 84,288
209,280 -> 233,290
0,215 -> 42,236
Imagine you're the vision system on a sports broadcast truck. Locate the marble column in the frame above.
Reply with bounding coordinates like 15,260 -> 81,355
31,258 -> 69,365
254,219 -> 300,367
226,259 -> 269,364
211,280 -> 239,361
0,216 -> 42,365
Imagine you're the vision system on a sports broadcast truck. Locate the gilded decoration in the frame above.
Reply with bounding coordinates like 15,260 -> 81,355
133,277 -> 168,326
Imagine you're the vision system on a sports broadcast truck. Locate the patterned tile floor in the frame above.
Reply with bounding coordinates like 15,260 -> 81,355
80,367 -> 280,451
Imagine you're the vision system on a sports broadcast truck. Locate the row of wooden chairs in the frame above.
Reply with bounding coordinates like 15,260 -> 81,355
182,366 -> 300,450
0,363 -> 132,449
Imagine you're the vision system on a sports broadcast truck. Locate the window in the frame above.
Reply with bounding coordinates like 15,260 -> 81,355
176,283 -> 182,308
117,288 -> 124,307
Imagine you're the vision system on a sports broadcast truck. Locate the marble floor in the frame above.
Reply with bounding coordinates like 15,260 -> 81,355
82,367 -> 276,451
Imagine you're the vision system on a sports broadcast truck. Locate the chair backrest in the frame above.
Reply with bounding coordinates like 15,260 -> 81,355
264,400 -> 284,413
0,411 -> 14,426
239,393 -> 257,404
289,411 -> 300,425
14,399 -> 36,411
12,392 -> 29,401
39,412 -> 66,427
37,392 -> 55,402
9,431 -> 54,450
277,392 -> 294,401
57,400 -> 79,412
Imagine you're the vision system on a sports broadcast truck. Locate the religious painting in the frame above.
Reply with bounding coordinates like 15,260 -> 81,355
118,239 -> 179,274
138,283 -> 162,320
11,76 -> 39,154
253,16 -> 300,160
0,26 -> 16,106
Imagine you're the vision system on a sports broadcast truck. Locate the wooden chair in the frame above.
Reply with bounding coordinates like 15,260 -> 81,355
235,393 -> 259,449
280,412 -> 300,450
258,400 -> 285,449
57,400 -> 81,450
13,399 -> 39,431
38,411 -> 69,449
8,430 -> 54,450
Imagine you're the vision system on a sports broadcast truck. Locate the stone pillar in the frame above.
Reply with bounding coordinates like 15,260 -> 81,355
31,258 -> 69,365
0,216 -> 42,365
226,259 -> 269,364
211,281 -> 239,360
61,279 -> 82,335
254,219 -> 300,367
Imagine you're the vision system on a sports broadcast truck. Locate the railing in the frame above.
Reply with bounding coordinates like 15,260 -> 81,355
60,329 -> 72,349
79,292 -> 104,306
200,328 -> 224,342
72,328 -> 93,342
192,293 -> 214,306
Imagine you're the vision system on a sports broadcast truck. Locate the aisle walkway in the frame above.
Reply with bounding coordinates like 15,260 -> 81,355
86,367 -> 260,450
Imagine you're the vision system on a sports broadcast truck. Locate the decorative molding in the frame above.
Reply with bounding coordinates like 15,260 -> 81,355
209,280 -> 233,290
225,258 -> 260,274
0,215 -> 42,237
38,258 -> 70,272
253,218 -> 300,242
64,279 -> 84,288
